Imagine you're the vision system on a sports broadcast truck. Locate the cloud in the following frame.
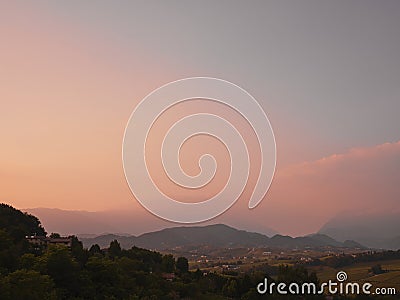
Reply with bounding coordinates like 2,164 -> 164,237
248,141 -> 400,236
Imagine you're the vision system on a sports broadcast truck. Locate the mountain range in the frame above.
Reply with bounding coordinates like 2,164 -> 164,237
23,207 -> 278,237
23,208 -> 400,250
79,224 -> 364,250
319,211 -> 400,250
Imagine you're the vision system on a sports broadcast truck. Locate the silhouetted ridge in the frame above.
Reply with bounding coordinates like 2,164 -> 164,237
81,224 -> 365,250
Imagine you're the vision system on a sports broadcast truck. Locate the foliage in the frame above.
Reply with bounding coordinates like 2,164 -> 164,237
176,256 -> 189,273
0,203 -> 46,240
370,264 -> 385,275
0,204 -> 393,299
0,269 -> 56,300
316,250 -> 400,268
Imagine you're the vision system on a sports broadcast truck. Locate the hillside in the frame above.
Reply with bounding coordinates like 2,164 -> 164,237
319,212 -> 400,249
23,208 -> 278,237
80,224 -> 364,250
0,203 -> 46,239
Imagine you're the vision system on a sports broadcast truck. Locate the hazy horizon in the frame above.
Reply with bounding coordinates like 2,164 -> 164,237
18,203 -> 400,237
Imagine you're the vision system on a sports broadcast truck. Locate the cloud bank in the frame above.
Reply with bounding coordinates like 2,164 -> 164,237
256,141 -> 400,235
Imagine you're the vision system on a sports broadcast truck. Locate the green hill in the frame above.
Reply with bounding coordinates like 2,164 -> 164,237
0,203 -> 46,240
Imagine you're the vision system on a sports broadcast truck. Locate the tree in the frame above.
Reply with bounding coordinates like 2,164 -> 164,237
19,253 -> 38,270
0,229 -> 16,271
371,264 -> 385,274
89,244 -> 102,255
0,203 -> 46,262
70,236 -> 88,265
176,256 -> 189,273
0,203 -> 46,239
222,278 -> 238,298
109,240 -> 122,258
161,254 -> 175,273
0,269 -> 56,300
85,255 -> 122,298
39,245 -> 80,297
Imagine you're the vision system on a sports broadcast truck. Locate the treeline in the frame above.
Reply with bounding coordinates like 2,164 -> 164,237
0,241 -> 326,299
0,204 -> 324,299
0,234 -> 324,299
308,250 -> 400,268
0,203 -> 46,271
0,203 -> 393,299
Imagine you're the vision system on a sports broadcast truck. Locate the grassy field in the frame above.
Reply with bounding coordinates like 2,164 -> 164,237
310,259 -> 400,294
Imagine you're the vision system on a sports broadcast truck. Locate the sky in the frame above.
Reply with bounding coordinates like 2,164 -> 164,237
1,1 -> 399,235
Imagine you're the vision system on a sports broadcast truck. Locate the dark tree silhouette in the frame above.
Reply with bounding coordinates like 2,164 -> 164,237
109,239 -> 122,258
176,256 -> 189,273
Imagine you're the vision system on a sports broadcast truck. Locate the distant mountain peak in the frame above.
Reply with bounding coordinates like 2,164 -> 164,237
319,212 -> 400,249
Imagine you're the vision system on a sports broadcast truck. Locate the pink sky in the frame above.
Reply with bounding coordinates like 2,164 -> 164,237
1,2 -> 399,236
